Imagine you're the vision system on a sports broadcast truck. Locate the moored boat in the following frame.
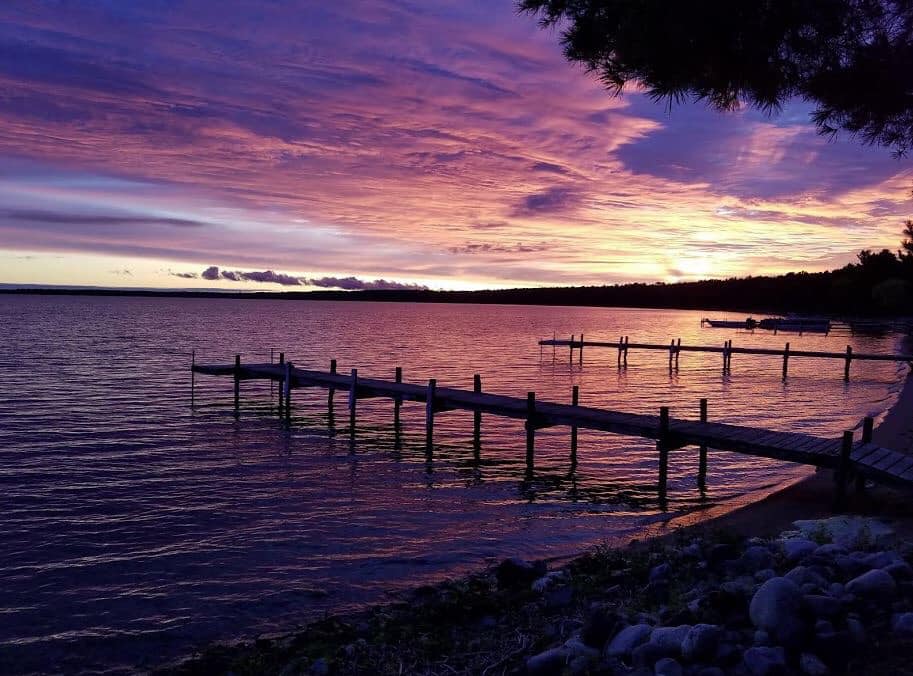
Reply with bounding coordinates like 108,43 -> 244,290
701,318 -> 757,329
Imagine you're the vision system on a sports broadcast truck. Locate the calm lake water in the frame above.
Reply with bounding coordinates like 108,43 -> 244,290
0,296 -> 907,674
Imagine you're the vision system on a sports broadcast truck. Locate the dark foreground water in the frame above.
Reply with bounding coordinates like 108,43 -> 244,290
0,296 -> 906,674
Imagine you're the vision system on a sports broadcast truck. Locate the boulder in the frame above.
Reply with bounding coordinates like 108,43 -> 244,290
845,568 -> 897,600
799,652 -> 830,676
649,625 -> 691,656
862,550 -> 901,569
495,558 -> 546,589
526,647 -> 568,676
782,538 -> 818,563
743,646 -> 787,676
581,608 -> 621,648
885,561 -> 913,580
605,624 -> 652,658
892,612 -> 913,636
803,594 -> 842,619
654,657 -> 684,676
564,637 -> 600,660
785,566 -> 827,588
742,546 -> 775,571
846,617 -> 866,645
792,517 -> 895,549
755,568 -> 776,583
749,577 -> 806,647
650,563 -> 672,583
681,624 -> 721,662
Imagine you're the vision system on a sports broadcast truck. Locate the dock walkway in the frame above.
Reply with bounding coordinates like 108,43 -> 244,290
539,335 -> 913,380
192,357 -> 913,505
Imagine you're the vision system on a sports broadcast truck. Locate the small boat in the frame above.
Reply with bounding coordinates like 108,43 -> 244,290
701,318 -> 757,329
758,317 -> 830,333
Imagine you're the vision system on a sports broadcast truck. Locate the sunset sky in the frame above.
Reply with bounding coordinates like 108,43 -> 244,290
1,0 -> 911,291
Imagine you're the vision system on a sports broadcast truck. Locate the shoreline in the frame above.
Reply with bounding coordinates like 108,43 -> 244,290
167,342 -> 913,674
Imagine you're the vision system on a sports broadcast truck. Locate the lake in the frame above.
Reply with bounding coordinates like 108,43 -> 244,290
0,296 -> 905,674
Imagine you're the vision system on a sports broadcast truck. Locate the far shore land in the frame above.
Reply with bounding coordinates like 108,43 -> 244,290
166,342 -> 913,675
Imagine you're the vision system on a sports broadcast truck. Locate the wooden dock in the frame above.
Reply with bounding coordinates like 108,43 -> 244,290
191,354 -> 913,507
539,335 -> 913,380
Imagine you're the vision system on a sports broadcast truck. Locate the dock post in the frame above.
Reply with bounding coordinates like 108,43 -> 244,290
835,430 -> 853,510
857,416 -> 873,492
782,343 -> 789,379
617,336 -> 623,366
284,361 -> 291,421
328,359 -> 337,411
844,346 -> 853,382
722,341 -> 728,371
426,378 -> 437,450
624,336 -> 629,366
191,349 -> 195,410
569,334 -> 574,364
473,374 -> 482,454
348,368 -> 358,435
233,354 -> 241,416
579,334 -> 584,365
278,352 -> 285,413
571,385 -> 579,464
526,392 -> 536,467
675,338 -> 681,370
698,398 -> 708,489
658,406 -> 670,505
668,339 -> 674,372
393,366 -> 403,429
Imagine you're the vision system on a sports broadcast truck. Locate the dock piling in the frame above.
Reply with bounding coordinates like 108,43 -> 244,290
233,354 -> 241,416
278,352 -> 285,413
782,343 -> 789,379
191,350 -> 195,409
675,338 -> 681,370
473,374 -> 482,453
284,361 -> 291,421
617,336 -> 623,366
857,416 -> 874,492
698,398 -> 708,489
526,392 -> 536,465
569,334 -> 574,364
835,430 -> 854,510
329,359 -> 337,411
394,366 -> 402,429
669,339 -> 675,372
845,346 -> 853,381
624,336 -> 629,366
349,368 -> 358,434
570,385 -> 579,462
658,406 -> 670,505
426,378 -> 437,449
579,334 -> 584,365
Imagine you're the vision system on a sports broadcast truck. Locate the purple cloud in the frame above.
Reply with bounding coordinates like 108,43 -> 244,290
200,266 -> 220,280
306,276 -> 427,291
511,186 -> 579,217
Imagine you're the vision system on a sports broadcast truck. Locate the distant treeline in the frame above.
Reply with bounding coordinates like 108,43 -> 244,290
4,251 -> 913,316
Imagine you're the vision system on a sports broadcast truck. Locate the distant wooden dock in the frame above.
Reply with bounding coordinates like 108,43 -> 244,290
191,354 -> 913,507
539,335 -> 913,380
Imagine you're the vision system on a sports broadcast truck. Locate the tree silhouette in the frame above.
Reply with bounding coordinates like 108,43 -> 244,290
520,0 -> 913,157
902,219 -> 913,256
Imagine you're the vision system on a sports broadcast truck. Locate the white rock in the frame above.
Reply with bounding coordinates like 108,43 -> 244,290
791,517 -> 895,549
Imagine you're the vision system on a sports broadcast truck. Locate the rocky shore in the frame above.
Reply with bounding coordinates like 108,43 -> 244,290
168,514 -> 913,675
